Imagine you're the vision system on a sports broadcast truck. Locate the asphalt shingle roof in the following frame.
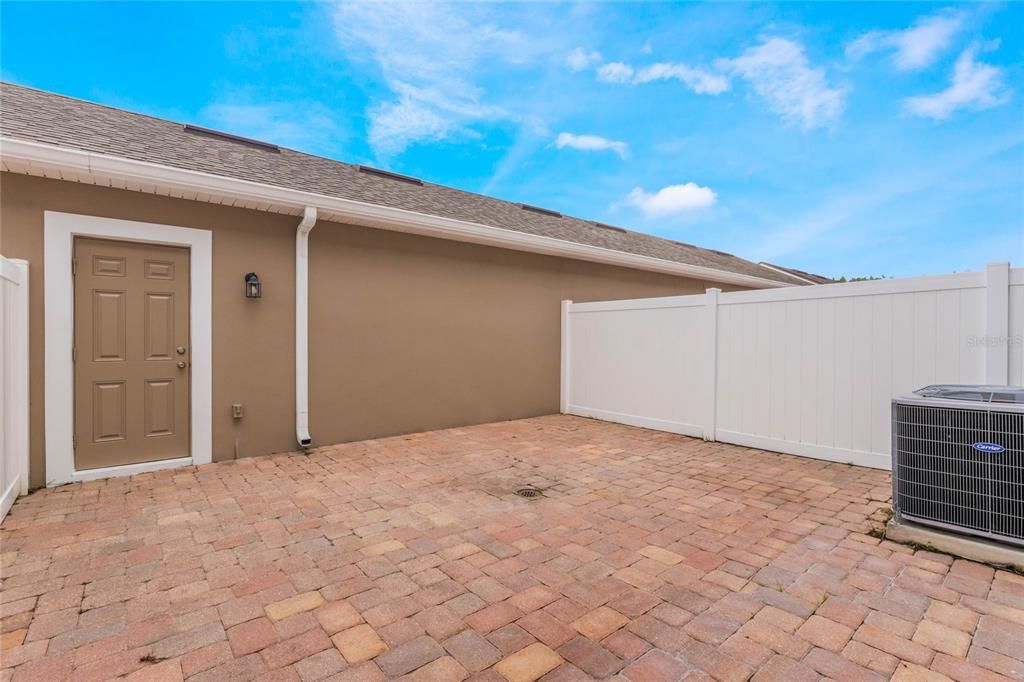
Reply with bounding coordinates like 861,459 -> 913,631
0,82 -> 800,285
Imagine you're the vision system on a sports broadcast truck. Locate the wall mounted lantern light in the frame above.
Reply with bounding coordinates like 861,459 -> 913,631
244,272 -> 262,298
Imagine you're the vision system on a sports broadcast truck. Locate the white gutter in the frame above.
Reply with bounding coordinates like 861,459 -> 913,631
295,206 -> 317,449
0,137 -> 791,290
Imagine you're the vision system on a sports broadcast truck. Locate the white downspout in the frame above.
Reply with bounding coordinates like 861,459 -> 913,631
295,206 -> 317,449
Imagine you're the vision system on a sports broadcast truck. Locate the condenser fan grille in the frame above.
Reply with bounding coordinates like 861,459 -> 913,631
892,401 -> 1024,546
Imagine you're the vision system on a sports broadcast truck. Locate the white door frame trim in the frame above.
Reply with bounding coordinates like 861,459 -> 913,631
44,211 -> 213,485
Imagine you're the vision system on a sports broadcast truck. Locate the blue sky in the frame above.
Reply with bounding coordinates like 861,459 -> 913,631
3,2 -> 1022,278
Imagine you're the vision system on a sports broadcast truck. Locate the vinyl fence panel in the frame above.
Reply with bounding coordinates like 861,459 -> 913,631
714,277 -> 989,468
1010,272 -> 1024,385
565,296 -> 707,437
562,263 -> 1018,470
0,256 -> 29,522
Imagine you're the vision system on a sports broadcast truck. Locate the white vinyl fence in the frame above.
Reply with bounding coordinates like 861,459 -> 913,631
562,262 -> 1022,469
1,256 -> 29,522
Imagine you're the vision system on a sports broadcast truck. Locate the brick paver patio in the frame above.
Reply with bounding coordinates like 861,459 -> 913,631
2,415 -> 1023,681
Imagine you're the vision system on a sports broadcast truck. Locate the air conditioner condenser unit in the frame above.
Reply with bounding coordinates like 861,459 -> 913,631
892,385 -> 1024,547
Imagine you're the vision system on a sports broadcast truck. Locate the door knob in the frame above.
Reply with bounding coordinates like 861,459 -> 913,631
176,346 -> 186,355
177,361 -> 187,369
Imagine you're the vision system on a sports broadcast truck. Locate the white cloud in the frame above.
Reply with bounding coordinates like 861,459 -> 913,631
723,38 -> 843,130
368,98 -> 470,155
567,47 -> 602,72
333,2 -> 528,156
597,62 -> 635,84
366,81 -> 506,155
596,60 -> 730,95
634,63 -> 730,95
847,11 -> 964,71
903,46 -> 1008,119
554,132 -> 628,159
200,99 -> 345,153
599,39 -> 837,127
625,183 -> 718,217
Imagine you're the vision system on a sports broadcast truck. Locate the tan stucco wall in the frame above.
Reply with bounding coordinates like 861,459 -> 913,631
1,172 -> 737,487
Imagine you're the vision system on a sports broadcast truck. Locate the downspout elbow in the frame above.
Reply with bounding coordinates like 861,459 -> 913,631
297,205 -> 317,237
296,206 -> 317,450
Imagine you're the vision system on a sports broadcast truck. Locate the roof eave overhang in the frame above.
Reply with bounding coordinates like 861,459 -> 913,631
756,262 -> 819,285
0,136 -> 791,289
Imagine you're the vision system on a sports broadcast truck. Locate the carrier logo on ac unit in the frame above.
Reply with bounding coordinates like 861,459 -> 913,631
972,442 -> 1006,454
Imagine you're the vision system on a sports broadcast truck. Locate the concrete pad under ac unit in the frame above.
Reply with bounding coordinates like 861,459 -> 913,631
886,518 -> 1024,571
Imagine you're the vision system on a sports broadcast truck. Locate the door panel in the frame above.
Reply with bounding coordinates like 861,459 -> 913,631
145,260 -> 175,279
93,255 -> 126,277
144,379 -> 175,437
92,381 -> 126,442
144,293 -> 175,360
92,291 -> 126,361
74,238 -> 191,470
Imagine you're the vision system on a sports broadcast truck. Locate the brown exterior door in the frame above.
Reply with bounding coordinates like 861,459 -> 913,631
74,238 -> 191,470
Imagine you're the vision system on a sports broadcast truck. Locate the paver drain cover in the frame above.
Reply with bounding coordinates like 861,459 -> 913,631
515,486 -> 543,499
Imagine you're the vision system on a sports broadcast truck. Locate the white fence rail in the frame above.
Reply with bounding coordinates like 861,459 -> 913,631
562,262 -> 1022,469
1,256 -> 29,522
